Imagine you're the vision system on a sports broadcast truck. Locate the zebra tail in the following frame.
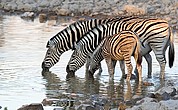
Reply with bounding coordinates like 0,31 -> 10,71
134,33 -> 142,66
168,27 -> 175,68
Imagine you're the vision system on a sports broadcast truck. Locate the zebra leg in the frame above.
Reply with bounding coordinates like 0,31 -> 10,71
85,57 -> 90,71
97,62 -> 102,75
126,63 -> 133,82
144,53 -> 152,78
105,57 -> 115,80
151,46 -> 166,79
136,64 -> 142,82
125,58 -> 133,82
157,56 -> 166,79
119,60 -> 125,78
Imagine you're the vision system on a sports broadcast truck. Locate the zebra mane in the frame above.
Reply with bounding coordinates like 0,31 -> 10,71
91,37 -> 106,58
73,42 -> 81,50
46,19 -> 100,48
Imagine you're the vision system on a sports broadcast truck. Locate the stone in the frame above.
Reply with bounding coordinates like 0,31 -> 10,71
154,93 -> 163,101
143,82 -> 154,86
161,92 -> 170,100
118,102 -> 127,110
49,0 -> 62,7
17,3 -> 35,11
172,94 -> 178,100
21,12 -> 35,19
156,86 -> 177,97
38,0 -> 50,7
122,4 -> 146,15
23,0 -> 36,4
39,13 -> 47,23
17,103 -> 44,110
56,8 -> 70,16
159,100 -> 178,110
77,104 -> 96,110
41,98 -> 54,106
147,93 -> 156,98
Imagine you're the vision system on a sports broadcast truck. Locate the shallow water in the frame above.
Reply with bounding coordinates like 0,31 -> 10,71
0,15 -> 178,110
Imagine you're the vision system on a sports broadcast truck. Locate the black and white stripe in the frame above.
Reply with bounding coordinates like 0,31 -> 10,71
41,17 -> 125,72
89,31 -> 142,81
66,17 -> 174,79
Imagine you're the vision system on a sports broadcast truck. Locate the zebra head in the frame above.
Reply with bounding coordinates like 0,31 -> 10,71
66,44 -> 87,78
42,40 -> 63,72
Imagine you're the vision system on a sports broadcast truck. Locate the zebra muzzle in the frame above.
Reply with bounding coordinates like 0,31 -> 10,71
66,65 -> 75,79
41,62 -> 50,72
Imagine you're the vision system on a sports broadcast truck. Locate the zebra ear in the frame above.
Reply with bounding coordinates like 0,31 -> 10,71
46,40 -> 55,48
74,42 -> 80,50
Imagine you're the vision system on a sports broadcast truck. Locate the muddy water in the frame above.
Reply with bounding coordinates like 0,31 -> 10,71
0,15 -> 178,110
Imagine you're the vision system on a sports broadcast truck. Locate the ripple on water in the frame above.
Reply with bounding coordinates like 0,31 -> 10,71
0,15 -> 178,109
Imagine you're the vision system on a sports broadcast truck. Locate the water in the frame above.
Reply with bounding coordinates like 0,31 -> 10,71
0,15 -> 178,110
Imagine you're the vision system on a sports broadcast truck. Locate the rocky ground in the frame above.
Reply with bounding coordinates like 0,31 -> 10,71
0,0 -> 178,29
16,80 -> 178,110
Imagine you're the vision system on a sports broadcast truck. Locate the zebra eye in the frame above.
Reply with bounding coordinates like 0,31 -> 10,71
47,50 -> 52,55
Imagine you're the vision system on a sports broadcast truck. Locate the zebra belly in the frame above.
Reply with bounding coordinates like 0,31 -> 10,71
140,43 -> 151,56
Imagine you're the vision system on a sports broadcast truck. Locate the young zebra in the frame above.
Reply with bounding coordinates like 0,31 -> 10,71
66,17 -> 174,79
41,17 -> 130,74
101,30 -> 142,81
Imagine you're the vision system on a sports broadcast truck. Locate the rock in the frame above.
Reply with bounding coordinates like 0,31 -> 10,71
48,15 -> 57,20
118,102 -> 127,110
38,0 -> 50,7
172,94 -> 178,100
156,86 -> 177,97
154,93 -> 163,101
21,12 -> 35,19
39,13 -> 47,23
77,104 -> 96,110
147,93 -> 156,98
41,98 -> 54,106
23,0 -> 36,4
132,95 -> 143,100
122,4 -> 146,15
123,74 -> 137,80
17,3 -> 36,11
159,100 -> 178,110
143,82 -> 154,86
56,8 -> 70,16
17,103 -> 44,110
161,92 -> 170,100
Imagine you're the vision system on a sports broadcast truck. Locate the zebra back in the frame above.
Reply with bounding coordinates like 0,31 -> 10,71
67,17 -> 171,74
42,17 -> 129,71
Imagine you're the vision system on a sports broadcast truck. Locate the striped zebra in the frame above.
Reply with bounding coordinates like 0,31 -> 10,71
41,17 -> 128,74
89,30 -> 142,81
66,17 -> 175,79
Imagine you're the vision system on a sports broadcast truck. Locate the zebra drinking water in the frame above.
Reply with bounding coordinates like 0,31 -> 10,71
41,17 -> 128,74
66,17 -> 174,79
89,30 -> 142,81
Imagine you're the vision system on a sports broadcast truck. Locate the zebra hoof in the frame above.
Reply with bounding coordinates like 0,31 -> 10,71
88,71 -> 94,79
41,69 -> 50,76
148,74 -> 152,78
123,74 -> 137,80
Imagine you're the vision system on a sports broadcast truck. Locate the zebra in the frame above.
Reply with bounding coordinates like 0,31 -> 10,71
41,16 -> 130,74
66,17 -> 175,79
89,30 -> 142,81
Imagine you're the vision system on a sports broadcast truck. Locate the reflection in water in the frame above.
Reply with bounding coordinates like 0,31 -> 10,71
43,71 -> 100,99
0,16 -> 5,47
